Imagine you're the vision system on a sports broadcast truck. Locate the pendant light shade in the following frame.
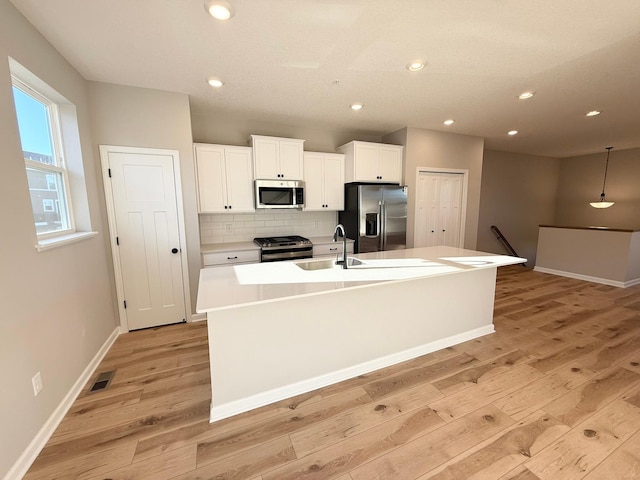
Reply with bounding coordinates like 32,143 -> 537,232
590,147 -> 615,209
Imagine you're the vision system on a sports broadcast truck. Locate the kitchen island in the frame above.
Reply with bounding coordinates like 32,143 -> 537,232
197,246 -> 525,422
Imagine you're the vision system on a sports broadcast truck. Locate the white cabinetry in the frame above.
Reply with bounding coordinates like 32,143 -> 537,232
414,172 -> 464,248
312,240 -> 354,258
202,249 -> 260,267
194,143 -> 254,213
303,152 -> 345,211
338,141 -> 403,183
251,135 -> 305,180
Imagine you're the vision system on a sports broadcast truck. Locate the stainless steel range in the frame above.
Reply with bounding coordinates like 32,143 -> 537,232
253,235 -> 313,262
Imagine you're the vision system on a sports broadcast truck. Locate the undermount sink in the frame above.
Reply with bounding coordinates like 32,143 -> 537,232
296,257 -> 363,271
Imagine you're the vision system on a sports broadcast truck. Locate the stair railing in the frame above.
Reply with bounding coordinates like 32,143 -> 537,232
490,225 -> 526,266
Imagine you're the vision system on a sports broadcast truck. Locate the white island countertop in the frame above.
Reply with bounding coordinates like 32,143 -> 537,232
196,246 -> 525,313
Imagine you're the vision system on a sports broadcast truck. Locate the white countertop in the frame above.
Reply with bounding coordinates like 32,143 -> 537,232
196,246 -> 526,313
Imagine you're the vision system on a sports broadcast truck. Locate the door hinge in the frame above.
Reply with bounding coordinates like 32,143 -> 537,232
108,168 -> 112,178
116,236 -> 119,246
123,300 -> 127,309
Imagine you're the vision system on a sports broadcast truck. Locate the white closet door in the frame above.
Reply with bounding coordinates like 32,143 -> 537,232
415,171 -> 464,248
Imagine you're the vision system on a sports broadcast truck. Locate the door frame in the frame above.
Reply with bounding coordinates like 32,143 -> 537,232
414,166 -> 469,248
100,145 -> 192,332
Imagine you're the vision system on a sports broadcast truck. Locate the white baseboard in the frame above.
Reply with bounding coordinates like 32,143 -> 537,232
210,324 -> 494,422
3,327 -> 121,480
190,312 -> 207,322
533,266 -> 639,288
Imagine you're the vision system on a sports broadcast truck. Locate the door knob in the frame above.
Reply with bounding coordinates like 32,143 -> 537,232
171,248 -> 179,254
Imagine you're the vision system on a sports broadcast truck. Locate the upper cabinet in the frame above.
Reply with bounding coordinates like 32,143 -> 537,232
338,141 -> 403,184
251,135 -> 305,180
194,143 -> 255,213
303,152 -> 345,211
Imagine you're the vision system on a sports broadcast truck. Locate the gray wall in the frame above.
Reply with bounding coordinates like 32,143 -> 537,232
384,127 -> 485,249
477,150 -> 560,267
0,1 -> 117,475
555,147 -> 640,230
88,82 -> 200,314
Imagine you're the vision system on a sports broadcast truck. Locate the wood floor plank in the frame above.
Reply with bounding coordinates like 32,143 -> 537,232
525,400 -> 640,480
415,410 -> 567,480
171,435 -> 295,480
348,405 -> 514,480
22,441 -> 137,480
290,382 -> 443,457
491,364 -> 597,421
527,336 -> 605,374
542,366 -> 640,427
85,444 -> 197,480
361,352 -> 478,400
263,405 -> 445,480
428,364 -> 545,422
196,388 -> 372,467
497,465 -> 543,480
581,428 -> 640,480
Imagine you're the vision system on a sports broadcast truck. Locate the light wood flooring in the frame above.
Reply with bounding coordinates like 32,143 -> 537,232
24,266 -> 640,479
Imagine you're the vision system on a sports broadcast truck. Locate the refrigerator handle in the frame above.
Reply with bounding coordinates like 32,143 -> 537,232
379,201 -> 385,251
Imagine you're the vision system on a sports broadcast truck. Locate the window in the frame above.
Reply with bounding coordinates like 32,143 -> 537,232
12,78 -> 73,236
9,58 -> 97,251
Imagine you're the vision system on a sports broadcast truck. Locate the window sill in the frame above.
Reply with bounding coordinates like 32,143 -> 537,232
36,231 -> 99,252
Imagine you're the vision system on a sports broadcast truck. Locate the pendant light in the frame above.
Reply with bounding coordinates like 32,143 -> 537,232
590,146 -> 614,209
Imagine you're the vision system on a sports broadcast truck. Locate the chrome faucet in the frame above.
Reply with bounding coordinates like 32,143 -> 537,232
333,223 -> 348,269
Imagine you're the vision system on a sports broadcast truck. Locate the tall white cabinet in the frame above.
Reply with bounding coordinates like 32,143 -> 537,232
338,141 -> 403,183
303,152 -> 345,210
194,143 -> 255,213
251,135 -> 305,180
415,172 -> 464,248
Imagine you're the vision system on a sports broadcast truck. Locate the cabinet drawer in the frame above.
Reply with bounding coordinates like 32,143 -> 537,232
313,242 -> 354,257
202,249 -> 260,266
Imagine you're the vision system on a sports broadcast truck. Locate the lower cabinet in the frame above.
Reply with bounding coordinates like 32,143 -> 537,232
202,249 -> 260,267
313,241 -> 354,258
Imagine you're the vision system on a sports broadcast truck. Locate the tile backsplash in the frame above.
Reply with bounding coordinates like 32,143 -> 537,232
199,210 -> 339,244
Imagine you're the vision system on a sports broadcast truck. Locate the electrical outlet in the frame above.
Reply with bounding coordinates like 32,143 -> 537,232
32,372 -> 43,396
314,221 -> 319,228
225,224 -> 232,233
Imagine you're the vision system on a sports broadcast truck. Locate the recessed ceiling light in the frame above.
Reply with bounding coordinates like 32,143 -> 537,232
207,78 -> 224,88
507,130 -> 519,136
204,0 -> 234,20
518,91 -> 535,100
586,110 -> 601,117
443,119 -> 455,126
406,61 -> 425,72
350,103 -> 363,111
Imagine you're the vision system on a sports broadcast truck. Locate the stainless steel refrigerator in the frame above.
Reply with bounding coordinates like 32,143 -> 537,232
339,183 -> 408,253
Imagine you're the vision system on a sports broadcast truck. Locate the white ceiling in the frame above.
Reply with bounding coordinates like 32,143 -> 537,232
9,0 -> 640,158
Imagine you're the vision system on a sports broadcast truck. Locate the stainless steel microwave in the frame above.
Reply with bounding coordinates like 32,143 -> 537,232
255,179 -> 305,209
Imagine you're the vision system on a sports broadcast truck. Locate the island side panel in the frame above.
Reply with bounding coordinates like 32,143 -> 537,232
206,267 -> 497,422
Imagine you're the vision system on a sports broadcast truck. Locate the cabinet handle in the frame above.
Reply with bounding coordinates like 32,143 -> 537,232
227,256 -> 238,260
329,247 -> 338,251
229,205 -> 232,209
224,205 -> 228,209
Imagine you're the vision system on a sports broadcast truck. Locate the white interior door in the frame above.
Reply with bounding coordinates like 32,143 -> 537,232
102,146 -> 187,331
415,171 -> 465,248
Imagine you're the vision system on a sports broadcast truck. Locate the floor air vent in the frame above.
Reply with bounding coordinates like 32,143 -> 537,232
89,370 -> 115,393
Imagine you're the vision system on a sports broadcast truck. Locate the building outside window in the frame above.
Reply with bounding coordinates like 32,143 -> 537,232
12,78 -> 73,236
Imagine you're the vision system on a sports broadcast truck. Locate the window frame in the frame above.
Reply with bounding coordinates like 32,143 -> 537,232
12,76 -> 76,239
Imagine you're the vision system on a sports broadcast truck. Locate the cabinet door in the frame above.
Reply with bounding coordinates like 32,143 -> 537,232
253,137 -> 280,179
303,153 -> 324,210
225,147 -> 255,212
195,146 -> 227,213
322,153 -> 345,210
279,140 -> 304,179
379,146 -> 402,183
353,143 -> 381,181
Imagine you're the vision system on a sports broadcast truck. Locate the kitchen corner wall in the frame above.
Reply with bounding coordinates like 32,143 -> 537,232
477,150 -> 560,267
200,210 -> 338,244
